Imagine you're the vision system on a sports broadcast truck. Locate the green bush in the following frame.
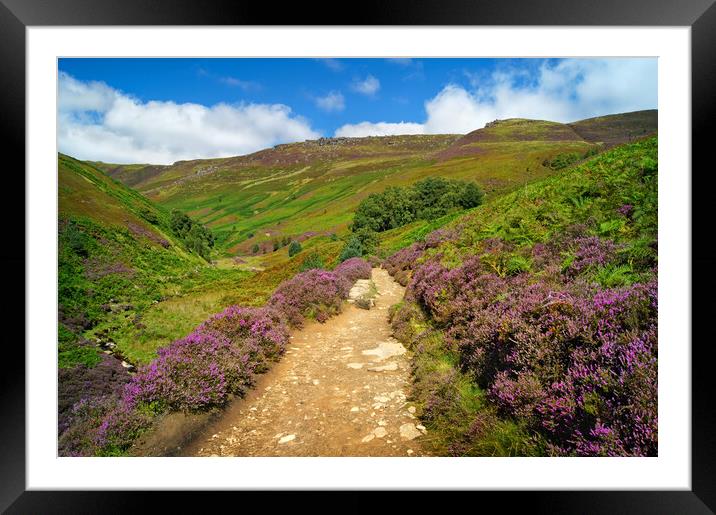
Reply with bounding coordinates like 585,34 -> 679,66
63,221 -> 92,257
140,208 -> 159,225
339,238 -> 363,262
299,252 -> 325,271
288,240 -> 302,257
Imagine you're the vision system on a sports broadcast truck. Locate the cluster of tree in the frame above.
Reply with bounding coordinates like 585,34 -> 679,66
169,209 -> 215,260
351,177 -> 484,233
543,146 -> 600,170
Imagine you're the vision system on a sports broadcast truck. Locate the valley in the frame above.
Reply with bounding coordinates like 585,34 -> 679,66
58,109 -> 658,457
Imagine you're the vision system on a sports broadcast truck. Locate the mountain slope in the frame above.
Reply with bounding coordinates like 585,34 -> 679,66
91,110 -> 657,262
59,154 -> 241,366
568,109 -> 657,147
385,136 -> 658,456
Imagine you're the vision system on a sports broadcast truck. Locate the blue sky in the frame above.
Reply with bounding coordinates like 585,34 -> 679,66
58,58 -> 657,164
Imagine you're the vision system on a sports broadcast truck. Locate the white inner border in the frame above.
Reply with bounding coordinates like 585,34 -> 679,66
27,27 -> 691,490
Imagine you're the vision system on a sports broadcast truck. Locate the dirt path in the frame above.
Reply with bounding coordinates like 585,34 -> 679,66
183,267 -> 428,457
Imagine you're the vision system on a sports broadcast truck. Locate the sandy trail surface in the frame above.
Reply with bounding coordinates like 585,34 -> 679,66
183,268 -> 428,457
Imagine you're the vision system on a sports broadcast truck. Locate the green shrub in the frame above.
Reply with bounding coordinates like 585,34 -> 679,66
140,208 -> 159,225
339,238 -> 363,262
288,240 -> 302,257
300,252 -> 325,271
63,222 -> 92,257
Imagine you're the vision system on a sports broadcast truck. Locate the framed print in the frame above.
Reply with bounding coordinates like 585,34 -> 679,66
3,0 -> 715,511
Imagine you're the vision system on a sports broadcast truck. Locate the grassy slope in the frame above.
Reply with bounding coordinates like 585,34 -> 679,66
95,112 -> 654,261
59,155 -> 252,364
569,109 -> 657,147
387,136 -> 658,455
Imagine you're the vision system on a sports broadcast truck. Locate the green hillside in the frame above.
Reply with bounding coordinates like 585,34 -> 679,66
569,109 -> 657,147
385,136 -> 658,456
93,111 -> 655,262
58,155 -> 249,366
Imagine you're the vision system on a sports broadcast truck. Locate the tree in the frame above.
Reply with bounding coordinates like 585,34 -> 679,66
288,240 -> 302,257
459,181 -> 484,209
339,237 -> 363,262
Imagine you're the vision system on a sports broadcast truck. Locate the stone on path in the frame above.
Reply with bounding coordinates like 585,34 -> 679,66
362,341 -> 406,361
278,434 -> 296,444
399,423 -> 422,440
348,279 -> 376,309
373,427 -> 388,438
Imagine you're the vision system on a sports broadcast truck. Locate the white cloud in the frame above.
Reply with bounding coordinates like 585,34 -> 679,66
335,121 -> 425,138
351,75 -> 380,96
314,91 -> 345,112
336,58 -> 657,137
317,58 -> 344,71
219,76 -> 261,91
58,72 -> 320,164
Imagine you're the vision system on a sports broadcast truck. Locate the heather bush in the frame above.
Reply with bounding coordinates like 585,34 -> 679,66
94,401 -> 154,455
60,393 -> 153,456
389,302 -> 539,457
562,236 -> 620,276
124,330 -> 254,411
423,227 -> 459,249
404,249 -> 657,456
196,305 -> 289,370
268,269 -> 351,326
59,396 -> 114,456
334,257 -> 372,283
58,355 -> 130,434
383,242 -> 425,286
384,139 -> 659,456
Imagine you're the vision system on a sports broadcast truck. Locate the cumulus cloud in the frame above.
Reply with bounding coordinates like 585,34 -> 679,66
351,75 -> 380,96
335,58 -> 657,137
335,121 -> 424,138
58,72 -> 319,164
314,91 -> 345,112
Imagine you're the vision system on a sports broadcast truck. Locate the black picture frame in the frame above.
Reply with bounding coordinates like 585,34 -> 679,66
2,0 -> 714,511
